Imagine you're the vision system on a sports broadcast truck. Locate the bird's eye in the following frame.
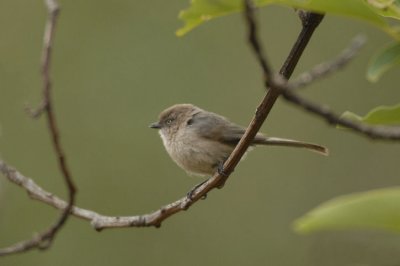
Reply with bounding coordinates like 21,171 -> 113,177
165,118 -> 174,125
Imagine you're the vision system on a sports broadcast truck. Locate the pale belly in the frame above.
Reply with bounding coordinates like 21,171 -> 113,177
167,139 -> 233,176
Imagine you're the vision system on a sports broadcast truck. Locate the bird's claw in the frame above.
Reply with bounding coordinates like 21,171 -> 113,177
187,179 -> 208,200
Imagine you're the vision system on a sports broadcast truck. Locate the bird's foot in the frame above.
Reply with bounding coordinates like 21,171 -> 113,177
217,161 -> 229,177
187,179 -> 208,200
216,161 -> 231,189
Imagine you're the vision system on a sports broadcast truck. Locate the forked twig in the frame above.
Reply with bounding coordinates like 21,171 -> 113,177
0,0 -> 76,256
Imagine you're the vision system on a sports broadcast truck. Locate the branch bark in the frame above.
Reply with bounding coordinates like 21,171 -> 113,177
281,91 -> 400,140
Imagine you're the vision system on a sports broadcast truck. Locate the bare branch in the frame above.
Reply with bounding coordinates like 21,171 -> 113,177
40,0 -> 77,240
281,11 -> 324,79
281,90 -> 400,140
243,4 -> 400,140
289,35 -> 366,90
243,0 -> 273,83
0,0 -> 76,256
0,159 -> 213,230
0,160 -> 166,230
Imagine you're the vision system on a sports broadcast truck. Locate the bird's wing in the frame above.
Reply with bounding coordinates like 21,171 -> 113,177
189,111 -> 328,155
189,111 -> 246,146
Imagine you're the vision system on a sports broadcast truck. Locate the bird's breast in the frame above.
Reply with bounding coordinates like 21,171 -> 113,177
162,132 -> 233,176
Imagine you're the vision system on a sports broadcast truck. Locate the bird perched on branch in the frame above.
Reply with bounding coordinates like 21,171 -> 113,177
150,104 -> 328,177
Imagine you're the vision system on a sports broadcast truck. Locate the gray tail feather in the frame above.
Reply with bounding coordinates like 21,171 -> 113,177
253,137 -> 329,156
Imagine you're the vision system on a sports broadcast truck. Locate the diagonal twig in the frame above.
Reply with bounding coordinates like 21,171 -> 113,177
0,0 -> 76,256
281,90 -> 400,139
215,2 -> 324,187
289,35 -> 366,90
243,0 -> 273,84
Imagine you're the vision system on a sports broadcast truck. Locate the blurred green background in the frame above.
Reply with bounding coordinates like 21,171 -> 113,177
1,1 -> 400,265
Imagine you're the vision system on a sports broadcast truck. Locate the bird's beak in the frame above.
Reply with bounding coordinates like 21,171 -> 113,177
149,122 -> 161,129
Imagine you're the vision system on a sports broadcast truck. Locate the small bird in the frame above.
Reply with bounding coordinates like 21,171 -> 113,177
150,104 -> 328,177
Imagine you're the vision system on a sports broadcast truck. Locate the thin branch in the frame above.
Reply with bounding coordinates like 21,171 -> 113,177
289,35 -> 366,90
244,0 -> 273,83
281,11 -> 324,79
281,90 -> 400,139
0,0 -> 76,256
0,160 -> 156,230
215,5 -> 324,187
41,0 -> 77,241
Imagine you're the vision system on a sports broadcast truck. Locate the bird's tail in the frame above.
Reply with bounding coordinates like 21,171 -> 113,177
253,136 -> 329,156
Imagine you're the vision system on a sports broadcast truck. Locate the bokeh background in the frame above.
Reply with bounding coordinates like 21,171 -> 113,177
1,1 -> 400,266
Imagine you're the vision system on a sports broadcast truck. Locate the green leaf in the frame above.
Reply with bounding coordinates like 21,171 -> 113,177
177,0 -> 391,37
294,187 -> 400,234
367,42 -> 400,82
341,104 -> 400,125
365,0 -> 400,19
177,0 -> 242,37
